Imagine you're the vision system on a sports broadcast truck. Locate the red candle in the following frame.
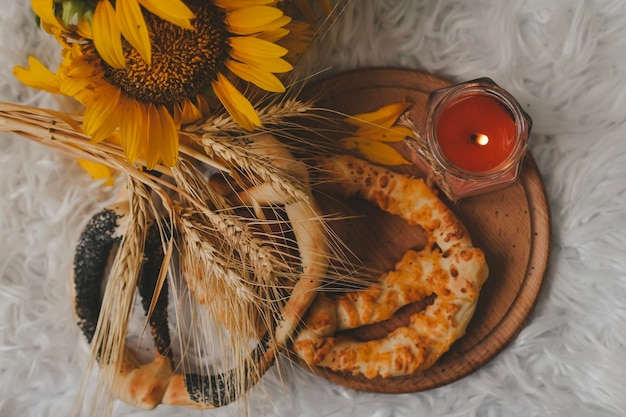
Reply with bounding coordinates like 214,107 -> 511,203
407,78 -> 532,200
435,94 -> 517,173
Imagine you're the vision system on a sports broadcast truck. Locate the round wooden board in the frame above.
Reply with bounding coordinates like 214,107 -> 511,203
297,68 -> 551,393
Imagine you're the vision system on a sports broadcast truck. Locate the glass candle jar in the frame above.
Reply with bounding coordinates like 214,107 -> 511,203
409,78 -> 532,200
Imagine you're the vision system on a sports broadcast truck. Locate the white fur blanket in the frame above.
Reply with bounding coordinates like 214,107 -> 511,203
1,1 -> 625,416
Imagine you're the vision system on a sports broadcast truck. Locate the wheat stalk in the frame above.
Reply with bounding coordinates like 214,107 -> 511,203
175,206 -> 293,411
1,98 -> 372,414
72,177 -> 154,417
172,159 -> 296,279
184,96 -> 314,136
199,134 -> 311,204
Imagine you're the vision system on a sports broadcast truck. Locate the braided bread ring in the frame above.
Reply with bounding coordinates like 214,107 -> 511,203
71,201 -> 267,409
71,134 -> 328,409
292,156 -> 489,379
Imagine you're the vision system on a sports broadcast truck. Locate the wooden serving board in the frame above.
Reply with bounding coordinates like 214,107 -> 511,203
297,68 -> 551,393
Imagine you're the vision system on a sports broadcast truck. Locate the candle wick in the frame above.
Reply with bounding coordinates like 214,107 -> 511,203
470,133 -> 489,146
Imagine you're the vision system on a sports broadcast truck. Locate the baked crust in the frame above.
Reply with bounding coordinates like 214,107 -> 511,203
293,156 -> 489,378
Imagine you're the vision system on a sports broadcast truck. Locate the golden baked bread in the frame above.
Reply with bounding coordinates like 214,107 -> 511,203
292,155 -> 489,378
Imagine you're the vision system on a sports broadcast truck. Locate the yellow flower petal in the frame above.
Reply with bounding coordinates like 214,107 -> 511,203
77,18 -> 92,38
145,104 -> 178,168
117,0 -> 151,64
59,76 -> 92,98
145,104 -> 160,168
173,100 -> 203,126
355,125 -> 414,142
156,105 -> 179,167
31,0 -> 63,31
61,74 -> 100,99
212,73 -> 261,131
77,159 -> 116,186
229,48 -> 293,73
118,96 -> 143,163
346,102 -> 413,128
226,60 -> 285,92
92,0 -> 126,69
136,101 -> 151,163
228,36 -> 288,57
225,6 -> 287,35
195,95 -> 212,116
137,0 -> 195,29
59,59 -> 99,97
64,60 -> 97,78
275,21 -> 314,59
255,27 -> 290,43
13,56 -> 60,94
83,86 -> 121,143
340,137 -> 411,166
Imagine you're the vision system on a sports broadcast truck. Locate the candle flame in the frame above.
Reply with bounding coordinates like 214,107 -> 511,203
471,133 -> 489,146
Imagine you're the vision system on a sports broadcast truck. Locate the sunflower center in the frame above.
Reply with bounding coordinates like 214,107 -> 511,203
103,1 -> 229,108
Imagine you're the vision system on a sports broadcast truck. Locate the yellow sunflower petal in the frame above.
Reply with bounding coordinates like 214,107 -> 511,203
145,104 -> 160,168
229,48 -> 293,73
137,0 -> 195,29
31,0 -> 64,31
156,105 -> 179,167
355,125 -> 414,142
117,0 -> 151,64
135,101 -> 151,163
225,6 -> 287,35
226,60 -> 285,92
118,96 -> 143,163
145,104 -> 178,168
13,56 -> 60,94
77,159 -> 117,186
346,101 -> 413,128
92,0 -> 126,69
59,76 -> 93,98
77,18 -> 92,38
259,14 -> 293,33
83,86 -> 122,143
60,67 -> 101,99
340,137 -> 411,166
173,100 -> 203,126
63,58 -> 98,78
195,95 -> 212,115
229,36 -> 288,57
212,73 -> 261,131
255,27 -> 290,43
275,21 -> 314,59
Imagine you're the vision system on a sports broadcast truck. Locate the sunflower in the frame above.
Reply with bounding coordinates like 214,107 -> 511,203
33,0 -> 195,68
15,0 -> 300,169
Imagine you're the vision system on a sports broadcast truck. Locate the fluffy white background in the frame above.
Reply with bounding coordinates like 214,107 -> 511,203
1,0 -> 625,416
